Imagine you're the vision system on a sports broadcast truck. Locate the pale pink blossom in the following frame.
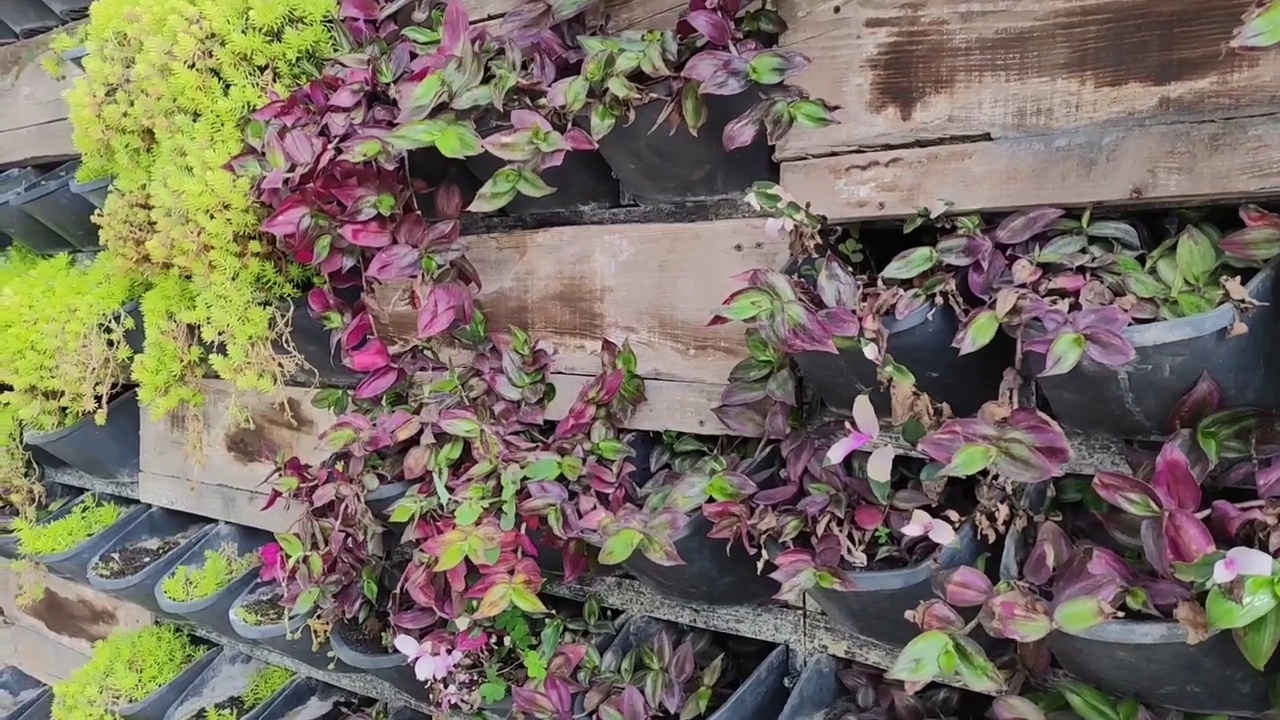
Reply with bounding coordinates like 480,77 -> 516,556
1212,546 -> 1274,584
824,395 -> 895,482
900,509 -> 957,546
393,634 -> 464,682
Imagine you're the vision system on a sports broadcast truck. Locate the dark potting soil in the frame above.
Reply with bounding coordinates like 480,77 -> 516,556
338,619 -> 391,655
209,696 -> 250,718
241,596 -> 287,626
92,535 -> 185,579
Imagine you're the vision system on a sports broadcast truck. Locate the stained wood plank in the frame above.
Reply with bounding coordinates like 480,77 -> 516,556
0,564 -> 151,663
138,472 -> 298,533
776,0 -> 1280,159
370,218 -> 788,385
781,114 -> 1280,222
464,0 -> 684,28
0,28 -> 80,169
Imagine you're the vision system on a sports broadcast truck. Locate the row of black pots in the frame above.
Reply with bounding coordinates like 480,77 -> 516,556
794,254 -> 1280,439
23,387 -> 140,480
0,161 -> 101,253
419,88 -> 775,216
0,0 -> 89,40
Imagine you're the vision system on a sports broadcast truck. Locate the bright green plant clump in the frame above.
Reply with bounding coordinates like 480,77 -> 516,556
202,665 -> 294,720
64,0 -> 336,421
161,542 -> 259,602
53,625 -> 204,720
13,497 -> 124,557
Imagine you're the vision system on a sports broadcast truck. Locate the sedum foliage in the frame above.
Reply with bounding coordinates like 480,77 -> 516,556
161,542 -> 260,603
13,496 -> 125,557
53,626 -> 204,720
64,0 -> 336,420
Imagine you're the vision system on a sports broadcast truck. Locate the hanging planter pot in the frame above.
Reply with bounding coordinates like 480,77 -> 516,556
776,654 -> 842,720
0,22 -> 16,46
1025,256 -> 1280,438
228,581 -> 357,674
86,507 -> 212,615
19,493 -> 146,583
0,167 -> 73,254
156,522 -> 272,635
622,452 -> 782,606
119,301 -> 145,357
1049,620 -> 1278,716
10,161 -> 101,250
0,667 -> 46,720
70,176 -> 110,210
589,84 -> 775,205
330,618 -> 421,699
806,522 -> 987,648
464,116 -> 619,215
34,0 -> 87,20
162,649 -> 286,720
794,302 -> 1014,419
116,646 -> 220,720
603,617 -> 791,720
60,45 -> 85,71
0,0 -> 60,39
24,388 -> 140,479
249,678 -> 354,720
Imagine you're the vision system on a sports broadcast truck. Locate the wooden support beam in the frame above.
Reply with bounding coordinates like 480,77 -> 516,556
0,27 -> 79,170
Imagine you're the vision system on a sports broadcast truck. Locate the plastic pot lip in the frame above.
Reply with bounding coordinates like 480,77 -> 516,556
228,581 -> 311,639
116,645 -> 221,715
799,521 -> 980,592
23,387 -> 138,447
85,514 -> 213,589
0,167 -> 38,202
60,45 -> 87,61
1053,617 -> 1219,645
27,498 -> 146,563
69,175 -> 111,194
329,619 -> 403,669
10,161 -> 79,207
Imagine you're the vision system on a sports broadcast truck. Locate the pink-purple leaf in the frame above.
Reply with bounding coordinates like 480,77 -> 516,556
1092,472 -> 1162,517
1151,441 -> 1201,512
993,208 -> 1066,246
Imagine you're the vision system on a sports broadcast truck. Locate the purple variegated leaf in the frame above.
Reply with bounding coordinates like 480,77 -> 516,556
1011,257 -> 1043,286
935,233 -> 988,267
1259,459 -> 1280,499
366,244 -> 422,281
992,696 -> 1046,720
1038,331 -> 1086,377
933,566 -> 994,607
1092,471 -> 1162,516
354,366 -> 402,399
1081,327 -> 1135,367
1151,441 -> 1201,512
1168,371 -> 1223,432
1163,510 -> 1216,567
722,109 -> 761,150
967,250 -> 1008,299
687,9 -> 734,45
993,208 -> 1066,246
1141,516 -> 1170,575
712,403 -> 766,436
1241,203 -> 1280,229
1007,409 -> 1072,466
1220,225 -> 1280,261
981,590 -> 1053,642
817,254 -> 860,309
1023,520 -> 1073,585
1212,499 -> 1267,538
915,599 -> 965,631
819,307 -> 860,337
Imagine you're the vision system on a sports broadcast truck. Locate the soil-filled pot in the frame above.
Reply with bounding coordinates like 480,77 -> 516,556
252,678 -> 353,720
277,298 -> 359,386
1050,620 -> 1279,716
24,388 -> 140,479
603,617 -> 791,720
622,451 -> 781,605
10,161 -> 101,250
116,646 -> 220,720
70,175 -> 110,209
590,86 -> 775,204
464,118 -> 619,215
795,304 -> 1014,419
0,167 -> 72,254
330,619 -> 421,699
87,507 -> 212,615
9,692 -> 48,720
228,581 -> 357,674
157,522 -> 273,637
162,648 -> 289,720
34,0 -> 88,20
23,494 -> 146,583
807,522 -> 986,648
0,667 -> 46,720
0,0 -> 60,39
776,653 -> 842,720
1027,256 -> 1280,438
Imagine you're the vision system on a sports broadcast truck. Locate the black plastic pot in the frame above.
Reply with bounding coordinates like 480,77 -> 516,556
251,678 -> 353,720
807,522 -> 987,648
120,301 -> 145,356
0,667 -> 45,720
87,507 -> 212,616
794,303 -> 1013,419
1026,257 -> 1280,438
24,389 -> 140,479
35,0 -> 88,20
622,453 -> 781,605
228,581 -> 357,674
367,481 -> 408,517
9,692 -> 48,720
0,168 -> 73,254
69,176 -> 110,209
775,654 -> 842,720
116,646 -> 220,720
0,462 -> 53,560
23,493 -> 146,583
590,86 -> 775,205
0,22 -> 15,46
464,118 -> 619,215
60,45 -> 85,72
0,0 -> 60,39
162,649 -> 284,720
329,619 -> 421,699
10,161 -> 100,250
157,522 -> 273,637
277,298 -> 359,386
1049,620 -> 1279,715
604,617 -> 790,720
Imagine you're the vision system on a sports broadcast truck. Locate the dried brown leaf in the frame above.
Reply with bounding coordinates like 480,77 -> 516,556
1229,320 -> 1250,338
1174,600 -> 1210,645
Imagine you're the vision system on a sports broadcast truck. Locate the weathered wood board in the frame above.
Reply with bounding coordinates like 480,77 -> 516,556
781,114 -> 1280,221
776,0 -> 1280,160
0,28 -> 79,169
465,0 -> 685,29
371,218 -> 788,385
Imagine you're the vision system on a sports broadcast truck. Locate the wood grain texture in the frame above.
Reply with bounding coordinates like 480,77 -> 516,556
370,218 -> 788,385
464,0 -> 684,28
781,114 -> 1280,221
776,0 -> 1280,159
139,472 -> 298,533
0,28 -> 80,169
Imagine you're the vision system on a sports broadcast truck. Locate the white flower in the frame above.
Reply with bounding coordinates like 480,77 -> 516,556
1213,546 -> 1274,584
900,509 -> 957,546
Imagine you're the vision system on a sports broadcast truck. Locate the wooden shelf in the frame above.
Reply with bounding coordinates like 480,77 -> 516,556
44,464 -> 139,500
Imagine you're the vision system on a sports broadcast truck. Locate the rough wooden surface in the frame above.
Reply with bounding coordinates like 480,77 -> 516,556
465,0 -> 684,29
776,0 -> 1280,159
370,218 -> 787,385
45,465 -> 139,500
0,28 -> 79,169
781,114 -> 1280,221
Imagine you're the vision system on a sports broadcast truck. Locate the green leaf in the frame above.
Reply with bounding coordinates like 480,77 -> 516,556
435,122 -> 483,159
1175,226 -> 1218,286
1236,605 -> 1280,671
407,72 -> 446,113
293,586 -> 320,616
478,680 -> 508,703
1122,272 -> 1168,299
510,586 -> 550,614
385,119 -> 445,151
940,444 -> 997,477
598,528 -> 642,565
515,168 -> 555,198
434,541 -> 468,571
454,500 -> 483,526
885,630 -> 952,683
1057,680 -> 1122,720
881,246 -> 939,280
524,457 -> 562,481
275,532 -> 304,559
1206,577 -> 1280,631
950,635 -> 1005,693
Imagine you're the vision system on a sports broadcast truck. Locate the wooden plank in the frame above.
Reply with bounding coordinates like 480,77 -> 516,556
370,218 -> 788,385
464,0 -> 683,28
138,472 -> 298,534
0,28 -> 79,169
549,375 -> 731,435
776,0 -> 1280,160
780,114 -> 1280,222
0,623 -> 86,683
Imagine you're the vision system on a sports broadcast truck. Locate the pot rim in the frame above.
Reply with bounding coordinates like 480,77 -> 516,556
10,160 -> 80,207
23,387 -> 138,446
1055,617 -> 1200,644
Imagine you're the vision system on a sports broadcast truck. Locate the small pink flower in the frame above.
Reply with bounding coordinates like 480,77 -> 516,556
1213,546 -> 1274,584
393,634 -> 464,682
900,509 -> 957,546
258,543 -> 286,583
825,395 -> 883,468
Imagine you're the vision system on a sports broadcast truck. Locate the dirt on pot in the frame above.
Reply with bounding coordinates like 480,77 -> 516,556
169,653 -> 270,720
337,620 -> 389,655
92,531 -> 193,579
237,586 -> 286,626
